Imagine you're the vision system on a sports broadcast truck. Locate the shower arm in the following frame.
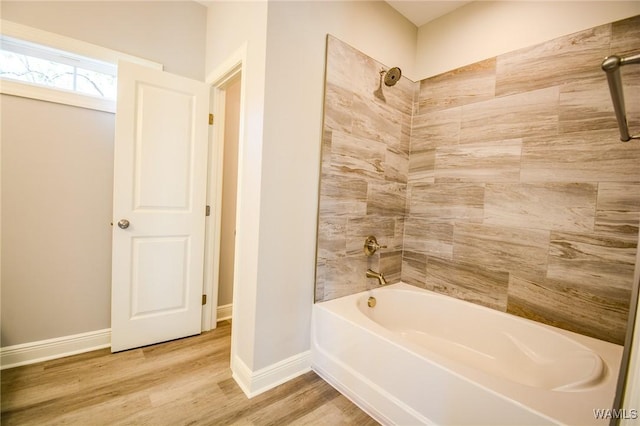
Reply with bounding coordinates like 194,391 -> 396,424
601,52 -> 640,142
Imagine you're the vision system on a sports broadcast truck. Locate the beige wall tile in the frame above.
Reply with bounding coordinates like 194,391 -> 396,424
434,138 -> 522,183
326,35 -> 416,116
403,218 -> 453,260
322,256 -> 369,301
417,58 -> 496,113
318,175 -> 367,217
521,128 -> 640,182
460,86 -> 559,144
408,148 -> 435,184
399,111 -> 412,156
507,275 -> 629,344
384,147 -> 409,184
411,107 -> 461,149
400,251 -> 427,288
408,183 -> 484,221
495,24 -> 610,97
595,210 -> 640,239
383,75 -> 417,117
453,223 -> 550,280
558,77 -> 620,134
317,217 -> 347,260
425,257 -> 509,311
325,35 -> 380,99
330,130 -> 387,180
408,108 -> 461,183
352,94 -> 403,147
320,129 -> 332,171
547,231 -> 637,291
380,251 -> 402,283
484,183 -> 597,232
595,182 -> 640,237
366,182 -> 407,216
323,83 -> 353,133
610,14 -> 640,56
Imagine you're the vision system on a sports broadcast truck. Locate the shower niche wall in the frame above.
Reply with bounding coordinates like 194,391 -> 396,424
315,15 -> 640,346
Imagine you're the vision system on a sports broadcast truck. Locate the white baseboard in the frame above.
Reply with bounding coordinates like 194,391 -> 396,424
232,350 -> 311,398
2,307 -> 232,370
217,303 -> 233,321
1,329 -> 111,370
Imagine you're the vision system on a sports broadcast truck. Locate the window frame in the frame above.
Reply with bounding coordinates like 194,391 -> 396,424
0,20 -> 163,113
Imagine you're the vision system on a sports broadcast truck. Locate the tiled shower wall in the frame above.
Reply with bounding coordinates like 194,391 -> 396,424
315,35 -> 413,301
316,16 -> 640,345
404,15 -> 640,345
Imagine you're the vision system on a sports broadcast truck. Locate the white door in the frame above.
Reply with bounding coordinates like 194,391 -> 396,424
111,61 -> 209,352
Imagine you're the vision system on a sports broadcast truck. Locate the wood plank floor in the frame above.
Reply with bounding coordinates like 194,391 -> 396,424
1,321 -> 378,425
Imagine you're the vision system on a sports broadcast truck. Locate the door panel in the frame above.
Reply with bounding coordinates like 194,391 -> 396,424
134,84 -> 194,210
111,61 -> 209,352
130,236 -> 189,317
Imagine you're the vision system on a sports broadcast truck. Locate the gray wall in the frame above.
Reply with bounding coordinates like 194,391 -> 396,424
0,1 -> 206,81
1,1 -> 207,347
204,0 -> 417,374
316,15 -> 640,346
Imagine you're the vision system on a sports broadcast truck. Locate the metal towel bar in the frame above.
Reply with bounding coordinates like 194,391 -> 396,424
601,52 -> 640,142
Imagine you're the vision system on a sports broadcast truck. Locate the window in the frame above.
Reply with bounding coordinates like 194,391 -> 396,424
1,35 -> 117,99
0,19 -> 162,113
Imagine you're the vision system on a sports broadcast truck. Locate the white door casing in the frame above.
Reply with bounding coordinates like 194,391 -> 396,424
111,61 -> 209,352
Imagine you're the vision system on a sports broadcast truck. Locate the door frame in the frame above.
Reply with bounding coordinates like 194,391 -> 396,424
202,44 -> 247,333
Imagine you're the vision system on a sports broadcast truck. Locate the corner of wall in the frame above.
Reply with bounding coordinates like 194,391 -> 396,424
231,350 -> 312,398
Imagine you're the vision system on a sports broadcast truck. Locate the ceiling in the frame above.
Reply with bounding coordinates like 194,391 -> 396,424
385,1 -> 472,27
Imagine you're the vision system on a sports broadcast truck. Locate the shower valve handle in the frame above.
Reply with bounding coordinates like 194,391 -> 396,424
364,236 -> 386,256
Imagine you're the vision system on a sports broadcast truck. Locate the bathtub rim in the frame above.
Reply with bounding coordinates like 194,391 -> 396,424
355,283 -> 609,392
312,282 -> 623,426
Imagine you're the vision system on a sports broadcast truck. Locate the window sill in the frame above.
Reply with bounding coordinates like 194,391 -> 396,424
1,78 -> 116,113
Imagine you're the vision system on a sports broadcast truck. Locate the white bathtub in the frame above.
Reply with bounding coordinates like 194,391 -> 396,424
311,282 -> 623,425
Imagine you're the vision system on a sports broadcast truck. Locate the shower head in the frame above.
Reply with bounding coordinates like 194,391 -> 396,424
384,67 -> 402,86
373,67 -> 402,102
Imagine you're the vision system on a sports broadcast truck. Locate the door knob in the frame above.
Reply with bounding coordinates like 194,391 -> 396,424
117,219 -> 130,229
